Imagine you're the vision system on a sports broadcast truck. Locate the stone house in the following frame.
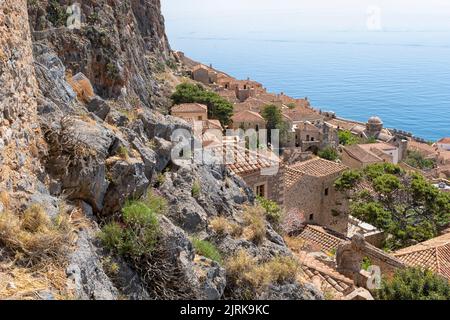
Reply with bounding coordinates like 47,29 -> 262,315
284,106 -> 325,126
226,143 -> 284,205
284,158 -> 349,234
437,137 -> 450,151
231,110 -> 266,131
191,64 -> 218,85
294,121 -> 322,152
341,142 -> 400,169
171,103 -> 208,122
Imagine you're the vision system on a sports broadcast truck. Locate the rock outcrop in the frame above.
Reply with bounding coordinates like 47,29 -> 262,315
0,0 -> 323,300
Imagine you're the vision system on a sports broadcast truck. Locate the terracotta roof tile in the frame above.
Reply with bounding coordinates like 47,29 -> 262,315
343,145 -> 383,164
171,103 -> 207,113
296,250 -> 354,297
394,233 -> 450,280
286,158 -> 347,187
297,225 -> 347,254
232,110 -> 265,123
438,137 -> 450,144
221,143 -> 281,176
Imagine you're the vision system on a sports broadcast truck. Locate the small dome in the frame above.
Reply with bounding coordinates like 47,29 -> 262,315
368,116 -> 383,124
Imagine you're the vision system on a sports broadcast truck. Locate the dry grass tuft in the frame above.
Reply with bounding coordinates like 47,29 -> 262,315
209,216 -> 230,236
210,217 -> 244,238
225,249 -> 301,299
0,206 -> 73,268
284,236 -> 306,253
0,264 -> 73,300
0,191 -> 10,209
243,205 -> 267,245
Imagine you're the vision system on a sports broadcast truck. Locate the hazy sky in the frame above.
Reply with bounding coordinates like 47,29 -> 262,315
162,0 -> 450,35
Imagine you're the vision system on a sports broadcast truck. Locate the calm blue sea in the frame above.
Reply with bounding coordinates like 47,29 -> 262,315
162,0 -> 450,141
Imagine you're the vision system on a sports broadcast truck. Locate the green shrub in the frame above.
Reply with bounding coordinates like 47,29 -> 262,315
143,189 -> 168,215
377,268 -> 450,300
257,196 -> 283,228
192,181 -> 201,198
99,201 -> 160,257
361,257 -> 372,271
334,170 -> 362,191
338,130 -> 360,145
318,147 -> 339,161
171,83 -> 234,127
405,150 -> 435,170
99,222 -> 123,251
117,146 -> 129,160
192,238 -> 222,264
47,0 -> 70,27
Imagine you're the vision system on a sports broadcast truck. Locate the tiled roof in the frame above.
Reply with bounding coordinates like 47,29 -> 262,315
225,143 -> 281,176
297,225 -> 346,254
284,107 -> 322,122
394,232 -> 450,280
232,110 -> 265,123
438,137 -> 450,144
295,122 -> 320,132
233,97 -> 268,113
297,251 -> 354,297
172,103 -> 207,113
288,158 -> 347,179
343,145 -> 383,164
203,119 -> 223,131
408,140 -> 438,158
192,64 -> 209,71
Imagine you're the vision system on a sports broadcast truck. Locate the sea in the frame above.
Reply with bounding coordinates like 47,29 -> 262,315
162,0 -> 450,141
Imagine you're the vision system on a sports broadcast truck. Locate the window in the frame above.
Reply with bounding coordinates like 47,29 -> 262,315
311,137 -> 315,141
198,116 -> 202,120
306,135 -> 310,141
255,184 -> 266,198
309,214 -> 314,221
324,188 -> 329,196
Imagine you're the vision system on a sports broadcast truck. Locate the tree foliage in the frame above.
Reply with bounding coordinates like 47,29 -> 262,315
334,163 -> 450,250
261,104 -> 290,144
318,147 -> 340,161
171,83 -> 234,126
338,130 -> 360,145
377,268 -> 450,300
405,150 -> 435,170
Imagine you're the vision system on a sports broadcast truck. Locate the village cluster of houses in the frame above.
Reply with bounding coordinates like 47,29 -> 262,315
170,56 -> 450,299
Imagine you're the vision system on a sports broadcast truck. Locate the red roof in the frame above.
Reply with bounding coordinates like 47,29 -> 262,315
232,110 -> 265,123
438,137 -> 450,144
172,103 -> 207,113
394,232 -> 450,281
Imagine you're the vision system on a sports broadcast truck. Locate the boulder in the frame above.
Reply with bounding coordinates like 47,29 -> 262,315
32,43 -> 77,112
193,256 -> 226,300
67,230 -> 119,300
87,96 -> 111,120
102,158 -> 150,215
139,110 -> 191,141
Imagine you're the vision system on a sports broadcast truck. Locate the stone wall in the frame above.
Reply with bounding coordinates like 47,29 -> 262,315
240,165 -> 285,206
284,171 -> 349,234
336,235 -> 406,287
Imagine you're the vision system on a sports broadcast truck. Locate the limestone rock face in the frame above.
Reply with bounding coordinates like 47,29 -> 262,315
0,0 -> 44,204
28,0 -> 172,107
0,0 -> 324,301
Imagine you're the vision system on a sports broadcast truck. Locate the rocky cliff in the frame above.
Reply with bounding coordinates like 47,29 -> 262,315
0,0 -> 322,300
